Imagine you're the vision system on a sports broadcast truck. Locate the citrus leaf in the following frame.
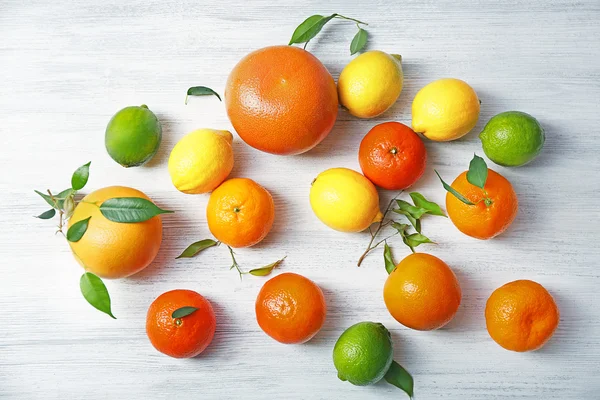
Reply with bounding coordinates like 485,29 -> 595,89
396,200 -> 428,219
185,86 -> 221,104
467,154 -> 488,189
403,233 -> 433,253
35,209 -> 56,219
391,222 -> 409,234
172,306 -> 198,319
80,272 -> 116,319
384,243 -> 396,274
409,192 -> 446,217
249,256 -> 286,277
55,188 -> 74,208
288,14 -> 336,45
176,239 -> 219,259
71,161 -> 91,191
350,28 -> 368,55
99,197 -> 174,223
392,209 -> 421,233
384,360 -> 414,398
66,216 -> 91,242
435,170 -> 475,206
35,190 -> 56,208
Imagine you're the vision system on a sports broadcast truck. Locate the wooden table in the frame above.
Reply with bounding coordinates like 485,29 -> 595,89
2,1 -> 599,398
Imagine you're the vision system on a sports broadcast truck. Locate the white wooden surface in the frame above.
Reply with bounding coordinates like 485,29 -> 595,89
2,0 -> 600,399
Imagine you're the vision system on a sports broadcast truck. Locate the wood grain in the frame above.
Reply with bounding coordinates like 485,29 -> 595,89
1,0 -> 599,398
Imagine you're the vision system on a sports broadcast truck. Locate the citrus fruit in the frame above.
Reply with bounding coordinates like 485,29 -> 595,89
168,129 -> 234,194
310,168 -> 383,233
225,45 -> 338,155
480,111 -> 545,167
384,253 -> 461,330
206,178 -> 275,248
105,105 -> 162,167
486,280 -> 559,352
146,289 -> 216,358
255,272 -> 326,344
333,322 -> 393,386
337,51 -> 403,118
358,122 -> 427,190
68,186 -> 162,279
412,78 -> 480,141
446,169 -> 518,239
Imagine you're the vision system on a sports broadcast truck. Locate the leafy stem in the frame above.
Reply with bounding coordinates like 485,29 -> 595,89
357,194 -> 402,266
289,13 -> 369,54
334,14 -> 368,25
47,189 -> 66,235
227,245 -> 244,279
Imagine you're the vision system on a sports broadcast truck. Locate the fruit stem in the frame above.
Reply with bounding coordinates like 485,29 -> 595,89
140,104 -> 148,109
390,147 -> 398,155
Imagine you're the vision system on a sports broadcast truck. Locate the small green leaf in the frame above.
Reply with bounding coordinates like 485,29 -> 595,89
288,14 -> 336,45
71,161 -> 91,191
467,154 -> 488,189
409,192 -> 446,217
55,188 -> 74,208
35,190 -> 56,208
176,239 -> 219,259
67,217 -> 91,242
185,86 -> 221,104
396,200 -> 428,219
403,233 -> 433,253
384,360 -> 414,398
384,243 -> 396,274
435,170 -> 475,206
248,256 -> 286,277
350,28 -> 368,55
393,209 -> 421,233
391,222 -> 409,234
99,197 -> 174,223
172,306 -> 199,319
35,209 -> 56,219
80,272 -> 116,319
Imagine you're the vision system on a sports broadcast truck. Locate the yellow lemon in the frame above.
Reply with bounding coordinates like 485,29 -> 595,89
337,51 -> 403,118
412,78 -> 480,141
310,168 -> 383,232
168,129 -> 234,194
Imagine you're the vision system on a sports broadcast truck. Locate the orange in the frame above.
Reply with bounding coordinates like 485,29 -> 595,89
358,121 -> 427,190
486,280 -> 559,352
255,272 -> 326,344
384,253 -> 461,331
68,186 -> 162,279
225,45 -> 338,155
146,289 -> 216,358
206,178 -> 275,248
446,169 -> 518,240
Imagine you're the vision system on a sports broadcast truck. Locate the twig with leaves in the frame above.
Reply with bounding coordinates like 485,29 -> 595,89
436,153 -> 492,206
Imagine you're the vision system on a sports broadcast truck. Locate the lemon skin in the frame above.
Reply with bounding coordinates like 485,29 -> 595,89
310,168 -> 383,233
338,51 -> 403,119
168,129 -> 234,194
412,78 -> 480,141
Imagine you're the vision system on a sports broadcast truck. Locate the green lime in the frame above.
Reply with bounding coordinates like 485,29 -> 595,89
333,321 -> 393,386
105,105 -> 162,167
479,111 -> 544,167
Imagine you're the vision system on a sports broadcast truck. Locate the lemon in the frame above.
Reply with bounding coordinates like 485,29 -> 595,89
168,129 -> 234,194
310,168 -> 382,232
412,78 -> 480,141
337,51 -> 403,118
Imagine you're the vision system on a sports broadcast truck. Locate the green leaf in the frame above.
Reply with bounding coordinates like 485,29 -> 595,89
71,161 -> 91,191
393,209 -> 421,233
396,200 -> 428,219
248,256 -> 286,277
434,170 -> 475,206
384,243 -> 396,274
172,306 -> 199,319
391,222 -> 409,234
35,209 -> 56,219
80,272 -> 116,319
176,239 -> 219,259
409,192 -> 446,217
185,86 -> 222,104
63,196 -> 75,219
467,154 -> 488,189
67,216 -> 91,242
288,14 -> 336,45
384,360 -> 414,398
403,233 -> 433,253
99,197 -> 174,223
35,190 -> 57,208
350,28 -> 368,55
55,188 -> 74,208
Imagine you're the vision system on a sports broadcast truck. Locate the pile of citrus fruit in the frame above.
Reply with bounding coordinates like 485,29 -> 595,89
34,13 -> 555,398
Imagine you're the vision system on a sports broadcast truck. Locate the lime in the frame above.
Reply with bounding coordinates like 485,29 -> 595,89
105,105 -> 162,167
333,321 -> 393,386
479,111 -> 544,167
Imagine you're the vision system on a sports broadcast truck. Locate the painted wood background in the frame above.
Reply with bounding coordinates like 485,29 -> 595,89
1,0 -> 599,398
